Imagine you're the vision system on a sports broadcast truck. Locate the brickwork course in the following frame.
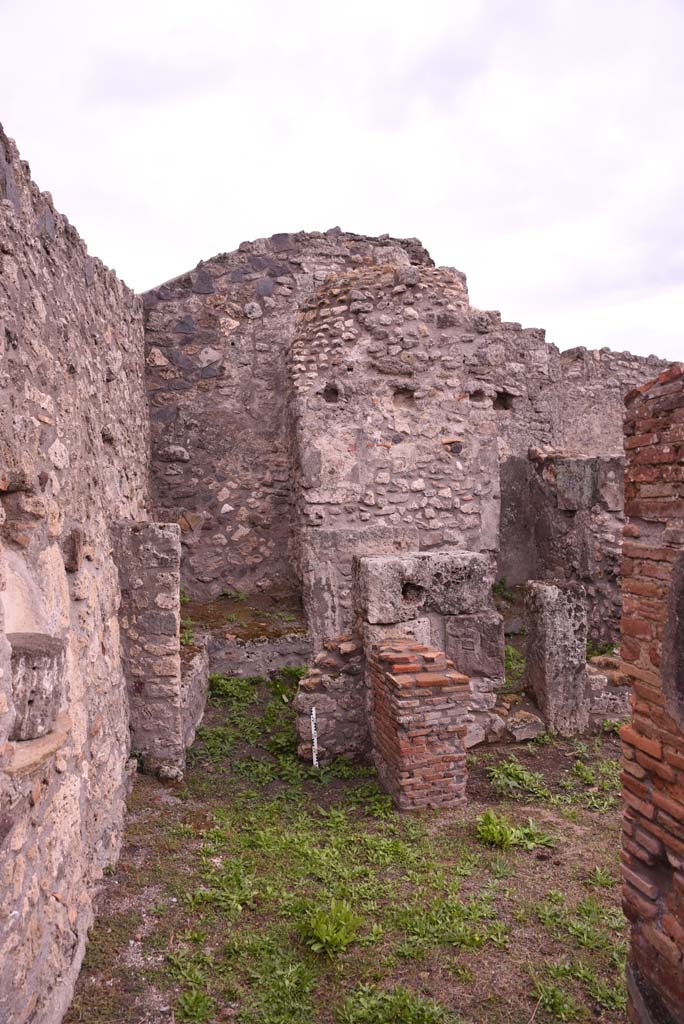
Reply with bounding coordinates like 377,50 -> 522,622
368,639 -> 470,811
621,364 -> 684,1024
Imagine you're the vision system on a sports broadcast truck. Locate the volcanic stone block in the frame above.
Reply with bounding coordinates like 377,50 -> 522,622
301,525 -> 420,643
8,632 -> 66,741
354,551 -> 493,625
524,581 -> 589,736
444,611 -> 504,681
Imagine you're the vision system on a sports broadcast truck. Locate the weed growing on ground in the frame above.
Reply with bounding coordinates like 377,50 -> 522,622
475,809 -> 555,850
66,652 -> 627,1024
337,984 -> 460,1023
301,899 -> 362,957
486,756 -> 551,801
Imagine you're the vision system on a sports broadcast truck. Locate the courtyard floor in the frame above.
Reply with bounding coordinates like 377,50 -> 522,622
65,668 -> 627,1024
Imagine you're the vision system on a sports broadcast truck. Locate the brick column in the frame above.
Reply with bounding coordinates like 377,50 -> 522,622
368,639 -> 470,811
621,364 -> 684,1024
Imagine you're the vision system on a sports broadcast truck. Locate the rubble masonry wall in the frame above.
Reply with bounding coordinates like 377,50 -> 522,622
0,125 -> 150,1024
143,231 -> 432,599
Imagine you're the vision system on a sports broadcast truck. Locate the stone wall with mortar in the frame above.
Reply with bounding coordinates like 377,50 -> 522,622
143,231 -> 433,599
0,125 -> 149,1024
559,347 -> 670,455
619,364 -> 684,1024
501,451 -> 626,639
112,522 -> 207,779
144,231 -> 668,637
295,636 -> 367,765
288,263 -> 502,645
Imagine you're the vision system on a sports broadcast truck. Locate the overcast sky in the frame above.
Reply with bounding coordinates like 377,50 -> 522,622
1,0 -> 682,359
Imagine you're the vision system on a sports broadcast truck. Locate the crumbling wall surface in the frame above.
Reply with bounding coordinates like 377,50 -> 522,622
0,125 -> 149,1024
498,347 -> 669,600
180,641 -> 210,751
368,638 -> 470,810
112,522 -> 194,778
208,632 -> 312,679
295,636 -> 367,764
558,347 -> 671,455
289,264 -> 503,644
143,230 -> 433,599
620,364 -> 684,1024
527,452 -> 625,639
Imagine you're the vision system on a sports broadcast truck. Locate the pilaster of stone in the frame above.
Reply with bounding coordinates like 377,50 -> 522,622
524,581 -> 590,736
111,521 -> 187,777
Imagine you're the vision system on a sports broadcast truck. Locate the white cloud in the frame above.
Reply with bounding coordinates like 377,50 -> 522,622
0,0 -> 681,360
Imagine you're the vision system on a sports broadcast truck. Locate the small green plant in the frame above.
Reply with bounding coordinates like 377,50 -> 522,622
601,718 -> 627,734
503,644 -> 526,689
493,577 -> 516,603
337,983 -> 458,1023
180,617 -> 195,646
530,978 -> 580,1021
586,639 -> 617,660
180,587 -> 190,605
584,866 -> 615,888
475,810 -> 555,851
301,898 -> 362,957
571,760 -> 596,786
220,586 -> 247,602
209,673 -> 262,702
176,987 -> 215,1022
487,756 -> 551,801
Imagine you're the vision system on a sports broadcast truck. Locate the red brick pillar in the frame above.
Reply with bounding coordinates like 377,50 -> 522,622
621,364 -> 684,1023
368,639 -> 470,811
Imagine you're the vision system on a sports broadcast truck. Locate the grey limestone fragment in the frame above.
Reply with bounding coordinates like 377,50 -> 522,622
354,551 -> 494,625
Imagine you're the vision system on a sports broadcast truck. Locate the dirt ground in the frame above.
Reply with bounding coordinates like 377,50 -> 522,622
65,670 -> 627,1024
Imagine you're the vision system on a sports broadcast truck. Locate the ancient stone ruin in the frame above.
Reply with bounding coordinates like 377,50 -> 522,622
0,121 -> 681,1023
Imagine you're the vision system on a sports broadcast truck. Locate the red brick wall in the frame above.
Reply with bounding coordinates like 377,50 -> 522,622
368,639 -> 470,811
621,364 -> 684,1024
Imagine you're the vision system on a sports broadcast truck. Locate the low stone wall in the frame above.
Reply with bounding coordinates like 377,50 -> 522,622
208,632 -> 312,679
368,639 -> 470,810
294,636 -> 367,764
620,364 -> 684,1024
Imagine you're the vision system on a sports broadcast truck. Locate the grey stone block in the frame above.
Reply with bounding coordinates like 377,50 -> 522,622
525,581 -> 590,736
444,611 -> 504,681
354,551 -> 493,625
